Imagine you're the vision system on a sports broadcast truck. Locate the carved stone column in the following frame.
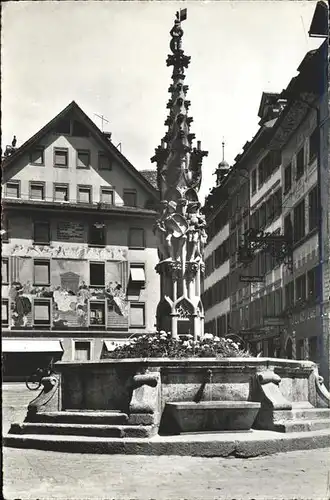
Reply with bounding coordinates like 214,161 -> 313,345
151,10 -> 208,340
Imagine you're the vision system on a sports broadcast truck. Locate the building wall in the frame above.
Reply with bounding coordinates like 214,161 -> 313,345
2,131 -> 151,208
2,211 -> 159,336
203,212 -> 230,335
1,117 -> 160,369
280,107 -> 323,366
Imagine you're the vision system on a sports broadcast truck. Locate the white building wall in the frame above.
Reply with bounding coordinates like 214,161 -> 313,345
204,223 -> 229,256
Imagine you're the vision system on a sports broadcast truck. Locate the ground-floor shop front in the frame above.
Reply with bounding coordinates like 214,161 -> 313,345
1,335 -> 129,381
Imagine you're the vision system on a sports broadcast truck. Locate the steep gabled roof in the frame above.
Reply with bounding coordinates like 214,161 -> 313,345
2,101 -> 158,199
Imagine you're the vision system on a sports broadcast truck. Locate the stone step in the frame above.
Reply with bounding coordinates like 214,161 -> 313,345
4,428 -> 330,457
274,408 -> 330,422
275,419 -> 330,433
28,411 -> 129,425
9,422 -> 155,438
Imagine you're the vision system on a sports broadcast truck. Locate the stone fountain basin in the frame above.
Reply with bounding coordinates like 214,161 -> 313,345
165,401 -> 261,433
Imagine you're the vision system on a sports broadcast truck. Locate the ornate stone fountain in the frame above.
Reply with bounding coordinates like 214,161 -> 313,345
151,9 -> 208,340
4,9 -> 330,456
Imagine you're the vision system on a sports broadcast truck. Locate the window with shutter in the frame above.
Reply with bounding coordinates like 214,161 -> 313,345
89,302 -> 105,326
98,152 -> 112,170
2,300 -> 9,325
89,223 -> 105,246
308,186 -> 318,232
34,300 -> 51,325
307,267 -> 318,301
274,289 -> 282,315
34,222 -> 50,244
54,185 -> 69,201
293,200 -> 305,243
30,183 -> 45,200
309,128 -> 319,162
2,258 -> 9,283
89,262 -> 105,287
296,147 -> 304,180
54,148 -> 68,167
77,150 -> 90,168
295,274 -> 306,303
130,303 -> 145,327
6,182 -> 20,198
30,147 -> 44,165
284,163 -> 292,194
123,190 -> 137,207
34,261 -> 50,285
251,169 -> 257,194
100,188 -> 114,204
77,186 -> 92,203
129,263 -> 146,289
74,341 -> 91,361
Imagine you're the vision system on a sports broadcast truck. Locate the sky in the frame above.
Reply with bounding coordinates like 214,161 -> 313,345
1,1 -> 322,202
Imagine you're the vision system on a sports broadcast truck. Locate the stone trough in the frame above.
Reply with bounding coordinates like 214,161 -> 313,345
4,357 -> 330,456
165,401 -> 261,433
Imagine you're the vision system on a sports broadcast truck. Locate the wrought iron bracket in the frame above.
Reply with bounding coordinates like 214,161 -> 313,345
237,229 -> 293,272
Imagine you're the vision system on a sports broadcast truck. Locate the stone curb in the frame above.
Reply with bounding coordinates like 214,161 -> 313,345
4,429 -> 330,457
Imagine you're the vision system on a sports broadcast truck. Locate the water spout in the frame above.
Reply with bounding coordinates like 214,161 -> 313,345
193,369 -> 213,403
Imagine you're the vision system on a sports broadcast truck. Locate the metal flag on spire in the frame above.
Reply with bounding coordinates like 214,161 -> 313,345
178,8 -> 187,22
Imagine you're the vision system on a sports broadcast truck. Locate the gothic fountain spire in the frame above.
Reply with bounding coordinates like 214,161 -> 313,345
151,9 -> 208,340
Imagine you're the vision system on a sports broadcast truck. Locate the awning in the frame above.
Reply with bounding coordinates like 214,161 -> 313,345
130,267 -> 145,282
103,340 -> 128,352
2,340 -> 63,353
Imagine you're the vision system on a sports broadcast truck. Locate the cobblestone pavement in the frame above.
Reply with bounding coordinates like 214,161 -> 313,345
3,446 -> 330,500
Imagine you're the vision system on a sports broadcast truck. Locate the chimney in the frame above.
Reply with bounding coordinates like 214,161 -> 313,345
103,132 -> 112,141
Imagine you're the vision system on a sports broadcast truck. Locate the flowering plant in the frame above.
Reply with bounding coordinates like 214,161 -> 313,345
104,331 -> 250,359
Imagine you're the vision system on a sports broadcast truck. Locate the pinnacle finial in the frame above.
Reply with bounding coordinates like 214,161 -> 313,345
222,139 -> 225,162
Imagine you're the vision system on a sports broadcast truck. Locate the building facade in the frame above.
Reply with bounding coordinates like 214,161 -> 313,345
202,150 -> 231,337
203,35 -> 329,382
1,102 -> 160,379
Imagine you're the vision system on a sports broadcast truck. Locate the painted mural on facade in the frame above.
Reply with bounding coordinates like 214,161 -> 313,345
8,256 -> 129,328
9,279 -> 128,328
